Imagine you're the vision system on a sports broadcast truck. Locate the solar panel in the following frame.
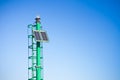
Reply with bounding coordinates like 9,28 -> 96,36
33,30 -> 48,42
40,32 -> 48,41
33,31 -> 42,41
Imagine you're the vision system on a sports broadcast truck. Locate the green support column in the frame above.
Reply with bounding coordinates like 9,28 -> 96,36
35,16 -> 42,80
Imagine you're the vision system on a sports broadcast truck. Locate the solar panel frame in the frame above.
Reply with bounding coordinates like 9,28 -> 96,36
33,30 -> 49,42
39,30 -> 49,42
33,30 -> 42,42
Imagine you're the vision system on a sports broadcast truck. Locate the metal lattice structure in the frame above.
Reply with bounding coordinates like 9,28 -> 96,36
27,16 -> 48,80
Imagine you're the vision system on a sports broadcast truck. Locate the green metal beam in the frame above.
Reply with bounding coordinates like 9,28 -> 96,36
32,26 -> 35,79
36,16 -> 42,80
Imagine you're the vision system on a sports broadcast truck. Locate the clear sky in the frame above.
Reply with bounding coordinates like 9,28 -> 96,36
0,0 -> 120,80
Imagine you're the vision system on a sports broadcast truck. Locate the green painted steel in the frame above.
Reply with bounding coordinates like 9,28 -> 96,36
32,26 -> 35,78
28,17 -> 45,80
36,22 -> 41,30
36,44 -> 41,80
36,18 -> 42,80
28,24 -> 37,80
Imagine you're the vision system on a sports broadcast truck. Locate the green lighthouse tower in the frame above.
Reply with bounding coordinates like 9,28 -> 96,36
28,16 -> 48,80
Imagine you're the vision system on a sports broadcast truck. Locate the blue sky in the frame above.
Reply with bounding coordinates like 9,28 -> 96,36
0,0 -> 120,80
